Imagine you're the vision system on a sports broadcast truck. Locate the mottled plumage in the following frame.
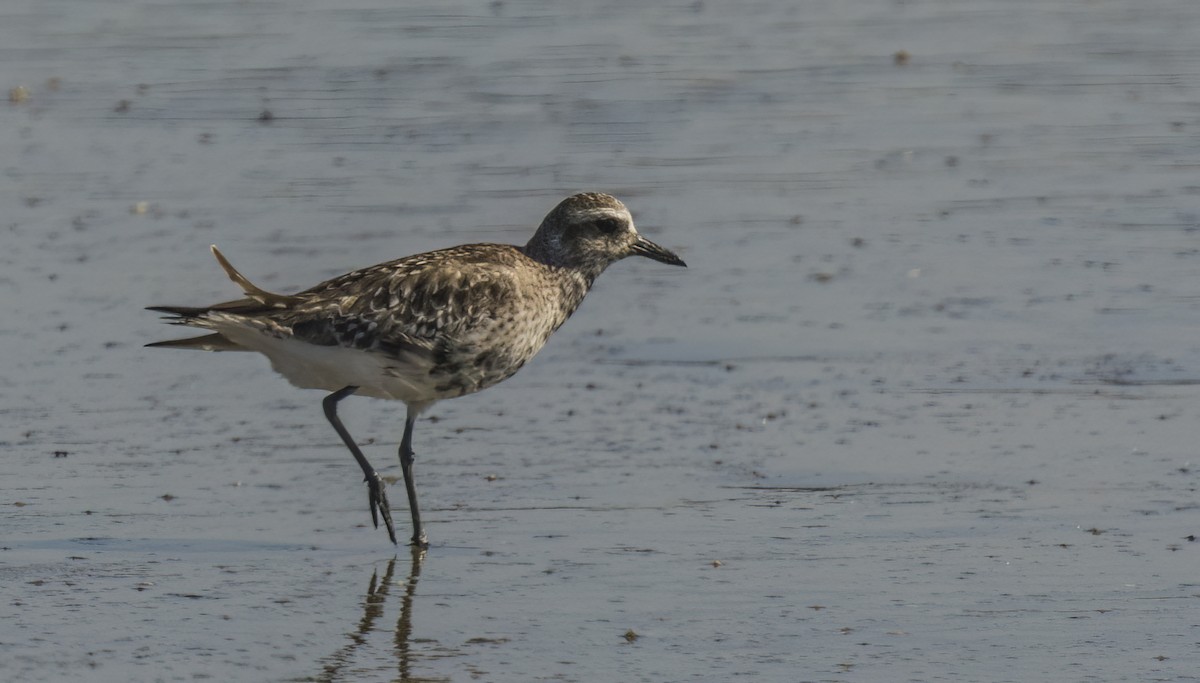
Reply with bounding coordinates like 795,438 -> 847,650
147,192 -> 686,547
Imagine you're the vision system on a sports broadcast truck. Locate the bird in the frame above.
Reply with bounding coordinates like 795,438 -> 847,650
146,192 -> 686,547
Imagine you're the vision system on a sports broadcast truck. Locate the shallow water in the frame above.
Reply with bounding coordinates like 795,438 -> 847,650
3,0 -> 1200,681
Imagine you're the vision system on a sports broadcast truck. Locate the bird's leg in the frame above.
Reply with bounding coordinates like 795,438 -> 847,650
323,386 -> 397,545
399,408 -> 429,548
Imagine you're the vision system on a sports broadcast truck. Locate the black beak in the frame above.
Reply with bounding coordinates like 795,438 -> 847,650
630,236 -> 687,267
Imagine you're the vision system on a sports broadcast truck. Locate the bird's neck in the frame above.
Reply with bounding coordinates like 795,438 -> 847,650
539,264 -> 598,330
520,237 -> 611,327
521,239 -> 608,291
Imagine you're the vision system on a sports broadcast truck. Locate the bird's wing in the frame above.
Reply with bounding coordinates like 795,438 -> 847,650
284,244 -> 529,362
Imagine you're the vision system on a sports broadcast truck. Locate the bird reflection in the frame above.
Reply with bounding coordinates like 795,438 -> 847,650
313,546 -> 447,682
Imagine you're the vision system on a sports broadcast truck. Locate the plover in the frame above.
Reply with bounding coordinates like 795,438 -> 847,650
147,192 -> 686,547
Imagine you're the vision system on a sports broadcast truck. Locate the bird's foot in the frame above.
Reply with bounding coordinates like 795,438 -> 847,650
411,530 -> 429,549
366,473 -> 398,545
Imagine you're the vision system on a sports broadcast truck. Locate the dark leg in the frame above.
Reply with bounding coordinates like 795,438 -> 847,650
323,386 -> 397,545
399,407 -> 428,547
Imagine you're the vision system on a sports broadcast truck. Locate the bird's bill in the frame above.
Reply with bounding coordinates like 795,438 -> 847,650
630,236 -> 687,267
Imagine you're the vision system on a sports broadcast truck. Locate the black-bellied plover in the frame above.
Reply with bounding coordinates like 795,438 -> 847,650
147,192 -> 686,547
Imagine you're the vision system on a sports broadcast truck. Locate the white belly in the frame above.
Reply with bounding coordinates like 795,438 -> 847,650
216,324 -> 438,404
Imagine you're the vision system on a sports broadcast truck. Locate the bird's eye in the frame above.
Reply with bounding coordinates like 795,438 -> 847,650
595,217 -> 622,234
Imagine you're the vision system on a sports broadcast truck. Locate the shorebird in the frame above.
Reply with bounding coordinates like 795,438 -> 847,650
147,192 -> 686,547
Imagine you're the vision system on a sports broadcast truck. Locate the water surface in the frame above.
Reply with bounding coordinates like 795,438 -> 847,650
3,1 -> 1199,681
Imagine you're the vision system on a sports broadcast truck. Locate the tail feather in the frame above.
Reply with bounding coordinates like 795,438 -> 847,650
144,333 -> 247,351
147,245 -> 304,319
147,305 -> 211,318
148,245 -> 304,350
210,245 -> 302,309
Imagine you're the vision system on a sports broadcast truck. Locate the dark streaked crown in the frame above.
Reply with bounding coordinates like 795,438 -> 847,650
524,192 -> 636,269
544,192 -> 629,222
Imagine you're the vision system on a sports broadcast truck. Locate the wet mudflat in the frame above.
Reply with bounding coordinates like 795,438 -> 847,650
3,0 -> 1199,681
